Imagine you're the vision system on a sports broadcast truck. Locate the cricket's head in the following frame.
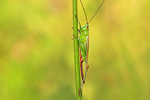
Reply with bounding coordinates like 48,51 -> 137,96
81,23 -> 89,35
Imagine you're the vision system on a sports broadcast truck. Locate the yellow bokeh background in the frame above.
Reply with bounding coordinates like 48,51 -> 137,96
0,0 -> 150,100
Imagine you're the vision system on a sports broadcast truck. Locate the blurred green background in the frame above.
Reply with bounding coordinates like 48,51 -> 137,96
0,0 -> 150,100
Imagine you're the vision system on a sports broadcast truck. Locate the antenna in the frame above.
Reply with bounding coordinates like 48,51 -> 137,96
88,0 -> 105,24
80,0 -> 88,24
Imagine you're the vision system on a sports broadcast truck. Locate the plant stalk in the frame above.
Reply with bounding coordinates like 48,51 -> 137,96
72,0 -> 82,99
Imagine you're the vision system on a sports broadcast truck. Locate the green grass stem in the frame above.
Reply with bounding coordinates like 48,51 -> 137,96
72,0 -> 82,99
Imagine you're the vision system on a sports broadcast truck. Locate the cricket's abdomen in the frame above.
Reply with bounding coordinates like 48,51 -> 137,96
79,35 -> 88,61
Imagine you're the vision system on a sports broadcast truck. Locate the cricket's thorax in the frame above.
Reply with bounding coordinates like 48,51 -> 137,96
79,24 -> 89,61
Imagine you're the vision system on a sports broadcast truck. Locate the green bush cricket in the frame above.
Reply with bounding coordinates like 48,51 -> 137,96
73,0 -> 105,96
